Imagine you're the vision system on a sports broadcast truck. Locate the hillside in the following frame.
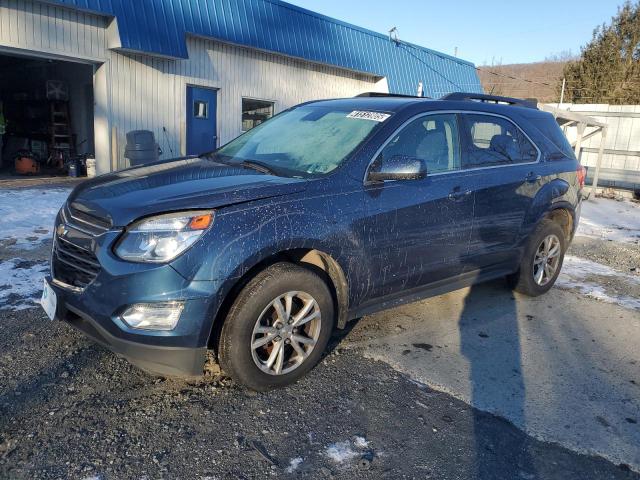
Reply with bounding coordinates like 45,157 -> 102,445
477,62 -> 566,102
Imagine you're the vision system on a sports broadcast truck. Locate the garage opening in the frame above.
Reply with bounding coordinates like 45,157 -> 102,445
0,53 -> 94,179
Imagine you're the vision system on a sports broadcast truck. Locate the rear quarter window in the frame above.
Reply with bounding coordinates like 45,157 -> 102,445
526,114 -> 576,160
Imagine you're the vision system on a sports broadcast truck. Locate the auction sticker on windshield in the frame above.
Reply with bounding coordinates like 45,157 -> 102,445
41,279 -> 57,321
346,111 -> 391,122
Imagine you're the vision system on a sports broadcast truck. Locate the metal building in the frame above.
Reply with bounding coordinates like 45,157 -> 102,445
0,0 -> 482,174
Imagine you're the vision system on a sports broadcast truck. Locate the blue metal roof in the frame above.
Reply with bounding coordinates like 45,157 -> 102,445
49,0 -> 482,97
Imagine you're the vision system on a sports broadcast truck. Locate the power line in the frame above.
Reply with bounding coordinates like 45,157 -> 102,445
396,43 -> 464,91
476,66 -> 556,87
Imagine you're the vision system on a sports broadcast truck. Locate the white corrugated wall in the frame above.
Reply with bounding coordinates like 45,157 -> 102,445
0,0 -> 107,61
107,37 -> 387,169
552,104 -> 640,175
0,0 -> 388,172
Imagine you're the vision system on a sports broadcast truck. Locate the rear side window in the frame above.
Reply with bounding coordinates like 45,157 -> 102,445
529,115 -> 576,159
462,114 -> 538,168
379,113 -> 461,174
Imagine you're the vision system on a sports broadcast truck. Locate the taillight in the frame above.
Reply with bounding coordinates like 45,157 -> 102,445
577,165 -> 587,188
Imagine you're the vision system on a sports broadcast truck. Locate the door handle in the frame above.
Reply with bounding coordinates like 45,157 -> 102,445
525,172 -> 542,183
448,187 -> 473,201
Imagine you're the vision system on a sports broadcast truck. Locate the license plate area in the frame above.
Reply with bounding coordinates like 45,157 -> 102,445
41,279 -> 58,321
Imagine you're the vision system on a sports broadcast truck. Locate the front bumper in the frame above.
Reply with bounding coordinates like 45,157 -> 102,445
47,205 -> 234,377
60,302 -> 207,377
48,267 -> 223,377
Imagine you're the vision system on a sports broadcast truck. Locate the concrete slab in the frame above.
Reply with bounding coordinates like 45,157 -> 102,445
344,281 -> 640,471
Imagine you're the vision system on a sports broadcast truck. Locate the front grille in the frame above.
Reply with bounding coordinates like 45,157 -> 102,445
52,236 -> 101,289
65,204 -> 111,235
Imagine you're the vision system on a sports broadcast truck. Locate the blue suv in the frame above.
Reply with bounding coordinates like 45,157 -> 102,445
42,93 -> 585,390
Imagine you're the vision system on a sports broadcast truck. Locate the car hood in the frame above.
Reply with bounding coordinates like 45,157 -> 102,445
67,157 -> 307,227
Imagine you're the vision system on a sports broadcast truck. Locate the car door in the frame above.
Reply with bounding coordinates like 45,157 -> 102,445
361,113 -> 476,300
460,113 -> 542,270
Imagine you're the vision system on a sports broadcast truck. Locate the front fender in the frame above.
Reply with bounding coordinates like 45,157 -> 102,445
170,196 -> 370,295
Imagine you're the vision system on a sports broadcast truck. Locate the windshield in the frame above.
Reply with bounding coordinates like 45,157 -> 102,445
210,105 -> 390,177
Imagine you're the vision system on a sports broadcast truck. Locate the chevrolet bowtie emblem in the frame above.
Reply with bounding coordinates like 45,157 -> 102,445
56,224 -> 68,237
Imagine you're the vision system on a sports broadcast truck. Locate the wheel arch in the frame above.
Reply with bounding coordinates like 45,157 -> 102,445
543,204 -> 575,242
522,177 -> 576,240
207,248 -> 350,353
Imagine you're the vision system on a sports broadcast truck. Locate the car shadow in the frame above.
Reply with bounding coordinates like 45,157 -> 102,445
459,279 -> 537,478
328,275 -> 541,478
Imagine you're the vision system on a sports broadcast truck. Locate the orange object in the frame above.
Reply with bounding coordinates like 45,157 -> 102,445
15,156 -> 41,175
188,213 -> 213,230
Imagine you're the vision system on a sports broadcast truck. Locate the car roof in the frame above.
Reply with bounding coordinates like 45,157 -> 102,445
304,95 -> 541,117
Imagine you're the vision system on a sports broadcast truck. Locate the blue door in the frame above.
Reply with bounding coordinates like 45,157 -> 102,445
361,113 -> 475,299
459,113 -> 541,270
186,86 -> 218,155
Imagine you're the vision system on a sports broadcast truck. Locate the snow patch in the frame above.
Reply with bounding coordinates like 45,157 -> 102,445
325,436 -> 370,464
353,436 -> 369,448
557,255 -> 640,310
325,441 -> 359,463
0,188 -> 70,249
285,457 -> 303,473
577,198 -> 640,244
0,259 -> 49,311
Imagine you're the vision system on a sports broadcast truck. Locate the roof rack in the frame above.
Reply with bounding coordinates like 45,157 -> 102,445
356,92 -> 427,99
441,92 -> 538,110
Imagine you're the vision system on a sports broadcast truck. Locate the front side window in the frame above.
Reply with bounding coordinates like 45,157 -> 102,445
377,113 -> 461,174
213,105 -> 388,177
463,114 -> 538,168
242,98 -> 274,131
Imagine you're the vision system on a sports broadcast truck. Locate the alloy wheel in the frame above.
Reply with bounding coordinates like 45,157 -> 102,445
250,291 -> 322,376
532,234 -> 561,286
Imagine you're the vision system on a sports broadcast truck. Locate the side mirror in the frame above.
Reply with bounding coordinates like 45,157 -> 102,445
368,155 -> 427,182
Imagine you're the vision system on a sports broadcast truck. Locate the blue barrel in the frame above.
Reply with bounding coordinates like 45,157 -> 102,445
68,160 -> 78,177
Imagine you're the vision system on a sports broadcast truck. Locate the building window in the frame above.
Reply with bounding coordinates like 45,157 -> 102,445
194,100 -> 208,119
242,98 -> 274,131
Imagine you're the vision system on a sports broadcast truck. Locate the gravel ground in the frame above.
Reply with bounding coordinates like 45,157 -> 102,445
571,235 -> 640,275
0,308 -> 637,480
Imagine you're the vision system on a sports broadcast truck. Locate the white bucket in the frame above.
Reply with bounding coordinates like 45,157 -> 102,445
86,157 -> 97,178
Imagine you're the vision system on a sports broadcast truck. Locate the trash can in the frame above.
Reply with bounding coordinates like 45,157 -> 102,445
124,130 -> 160,167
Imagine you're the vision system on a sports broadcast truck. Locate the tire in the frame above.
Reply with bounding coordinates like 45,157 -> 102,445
218,262 -> 335,391
508,219 -> 566,297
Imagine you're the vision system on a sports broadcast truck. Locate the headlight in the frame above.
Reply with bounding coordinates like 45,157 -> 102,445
115,211 -> 214,263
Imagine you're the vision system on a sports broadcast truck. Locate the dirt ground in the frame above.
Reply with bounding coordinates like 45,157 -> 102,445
0,190 -> 639,479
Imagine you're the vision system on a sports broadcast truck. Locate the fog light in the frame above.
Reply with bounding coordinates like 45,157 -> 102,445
120,302 -> 184,331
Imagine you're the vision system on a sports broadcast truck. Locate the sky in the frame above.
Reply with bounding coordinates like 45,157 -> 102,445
288,0 -> 621,65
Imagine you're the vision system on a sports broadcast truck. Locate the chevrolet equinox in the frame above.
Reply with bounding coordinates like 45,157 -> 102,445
42,93 -> 584,391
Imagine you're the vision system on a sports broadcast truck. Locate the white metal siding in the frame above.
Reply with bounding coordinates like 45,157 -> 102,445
0,0 -> 107,61
107,37 -> 386,168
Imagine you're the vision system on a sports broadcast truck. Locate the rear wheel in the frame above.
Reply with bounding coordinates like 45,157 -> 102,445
508,219 -> 566,297
218,262 -> 335,391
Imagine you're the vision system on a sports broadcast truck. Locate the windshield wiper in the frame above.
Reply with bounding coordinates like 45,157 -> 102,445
239,160 -> 279,176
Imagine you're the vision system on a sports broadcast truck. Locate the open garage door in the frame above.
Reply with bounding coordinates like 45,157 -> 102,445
0,53 -> 94,179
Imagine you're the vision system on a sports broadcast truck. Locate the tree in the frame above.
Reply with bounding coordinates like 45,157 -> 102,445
561,1 -> 640,104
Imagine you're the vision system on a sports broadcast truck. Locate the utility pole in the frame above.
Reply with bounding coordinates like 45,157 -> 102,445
555,77 -> 566,119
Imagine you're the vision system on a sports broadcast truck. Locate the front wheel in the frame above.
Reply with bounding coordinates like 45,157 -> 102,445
218,262 -> 335,391
508,219 -> 566,297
